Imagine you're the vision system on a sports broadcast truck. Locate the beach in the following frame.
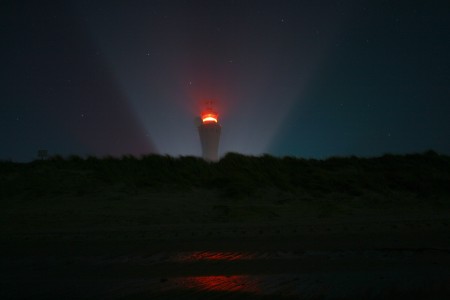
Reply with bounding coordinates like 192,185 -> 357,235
2,217 -> 449,299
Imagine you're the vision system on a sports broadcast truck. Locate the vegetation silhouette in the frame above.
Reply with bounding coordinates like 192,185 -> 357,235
1,150 -> 449,204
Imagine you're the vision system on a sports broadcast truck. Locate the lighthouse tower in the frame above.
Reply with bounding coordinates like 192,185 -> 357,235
197,101 -> 221,161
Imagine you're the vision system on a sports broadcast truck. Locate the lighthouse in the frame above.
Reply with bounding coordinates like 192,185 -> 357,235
197,101 -> 221,161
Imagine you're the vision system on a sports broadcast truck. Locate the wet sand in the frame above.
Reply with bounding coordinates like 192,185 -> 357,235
1,218 -> 450,299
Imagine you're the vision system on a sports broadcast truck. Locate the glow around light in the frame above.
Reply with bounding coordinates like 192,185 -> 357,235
201,111 -> 218,123
80,2 -> 336,158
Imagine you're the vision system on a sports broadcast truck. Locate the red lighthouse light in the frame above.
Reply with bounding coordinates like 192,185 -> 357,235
202,112 -> 218,124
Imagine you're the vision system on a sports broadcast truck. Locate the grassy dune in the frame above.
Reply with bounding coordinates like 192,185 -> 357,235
1,151 -> 449,237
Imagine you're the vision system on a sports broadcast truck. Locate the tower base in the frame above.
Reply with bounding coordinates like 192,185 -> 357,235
198,123 -> 221,161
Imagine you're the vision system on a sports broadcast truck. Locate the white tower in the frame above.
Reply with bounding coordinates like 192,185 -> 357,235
197,101 -> 221,161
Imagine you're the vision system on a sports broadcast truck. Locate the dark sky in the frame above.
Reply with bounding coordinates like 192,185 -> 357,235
2,0 -> 449,161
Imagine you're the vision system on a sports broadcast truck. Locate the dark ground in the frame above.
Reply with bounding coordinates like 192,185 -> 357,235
1,153 -> 450,298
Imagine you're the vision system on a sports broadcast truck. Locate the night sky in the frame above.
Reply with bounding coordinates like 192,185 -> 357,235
2,0 -> 450,161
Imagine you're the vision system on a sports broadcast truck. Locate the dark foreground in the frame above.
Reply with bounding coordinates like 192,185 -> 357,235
1,153 -> 449,298
2,220 -> 450,299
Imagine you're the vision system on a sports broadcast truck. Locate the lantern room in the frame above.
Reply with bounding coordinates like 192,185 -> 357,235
201,106 -> 218,124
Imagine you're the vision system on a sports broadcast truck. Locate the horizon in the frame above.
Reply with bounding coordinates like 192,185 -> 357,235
2,149 -> 445,164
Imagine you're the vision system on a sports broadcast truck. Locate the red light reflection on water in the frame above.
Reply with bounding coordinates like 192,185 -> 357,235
162,252 -> 262,295
173,275 -> 261,294
174,251 -> 256,262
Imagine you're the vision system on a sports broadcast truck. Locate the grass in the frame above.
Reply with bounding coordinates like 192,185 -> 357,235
3,151 -> 449,202
1,151 -> 449,233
